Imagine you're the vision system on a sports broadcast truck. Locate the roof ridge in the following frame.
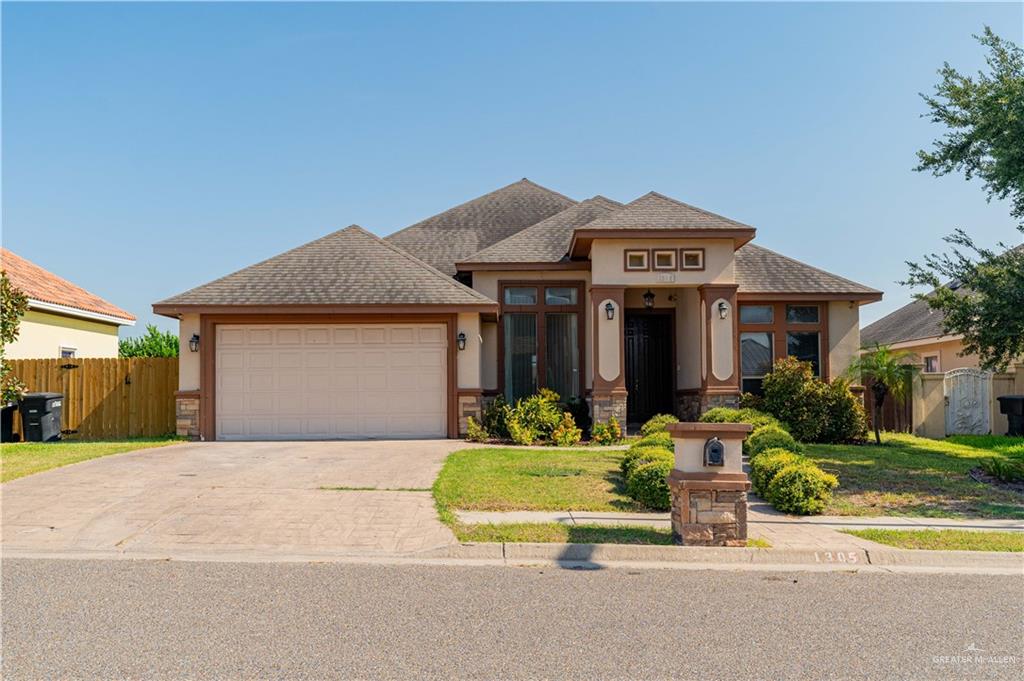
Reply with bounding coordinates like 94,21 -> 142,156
385,178 -> 578,242
742,243 -> 881,293
633,191 -> 754,229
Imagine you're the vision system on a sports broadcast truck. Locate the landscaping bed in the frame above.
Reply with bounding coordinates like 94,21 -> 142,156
1,437 -> 183,482
840,528 -> 1024,552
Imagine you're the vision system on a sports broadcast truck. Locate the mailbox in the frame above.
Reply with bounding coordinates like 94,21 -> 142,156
703,436 -> 725,467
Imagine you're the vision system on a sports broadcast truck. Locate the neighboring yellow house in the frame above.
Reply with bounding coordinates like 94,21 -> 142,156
861,296 -> 980,372
2,248 -> 135,358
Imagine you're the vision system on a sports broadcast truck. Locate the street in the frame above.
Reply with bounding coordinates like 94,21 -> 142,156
2,558 -> 1021,680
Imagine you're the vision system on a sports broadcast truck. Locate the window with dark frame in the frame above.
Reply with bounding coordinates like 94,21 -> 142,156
923,355 -> 940,373
624,250 -> 649,271
652,249 -> 677,271
737,302 -> 826,393
680,248 -> 704,270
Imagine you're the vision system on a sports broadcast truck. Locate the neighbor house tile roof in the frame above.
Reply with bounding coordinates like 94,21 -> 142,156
860,297 -> 947,346
1,248 -> 135,322
734,244 -> 882,298
459,196 -> 623,264
155,226 -> 495,308
385,178 -> 577,274
581,191 -> 754,232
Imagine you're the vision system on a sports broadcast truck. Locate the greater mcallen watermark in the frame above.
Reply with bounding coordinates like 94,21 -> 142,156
932,643 -> 1018,668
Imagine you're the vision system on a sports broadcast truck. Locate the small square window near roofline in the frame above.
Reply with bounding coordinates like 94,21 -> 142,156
624,249 -> 650,271
652,249 -> 676,271
680,248 -> 704,271
923,355 -> 940,373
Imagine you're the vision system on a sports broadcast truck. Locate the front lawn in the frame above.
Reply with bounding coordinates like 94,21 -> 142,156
804,433 -> 1024,519
434,447 -> 641,513
840,528 -> 1024,552
1,438 -> 183,482
455,522 -> 674,545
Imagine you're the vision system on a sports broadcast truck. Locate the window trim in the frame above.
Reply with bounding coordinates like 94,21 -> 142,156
680,248 -> 705,271
740,331 -> 773,395
497,280 -> 586,400
623,249 -> 650,272
59,346 -> 77,359
923,354 -> 941,373
652,249 -> 677,271
737,301 -> 830,379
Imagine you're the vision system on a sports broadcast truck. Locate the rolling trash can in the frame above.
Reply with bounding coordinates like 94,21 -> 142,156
996,395 -> 1024,437
19,392 -> 64,442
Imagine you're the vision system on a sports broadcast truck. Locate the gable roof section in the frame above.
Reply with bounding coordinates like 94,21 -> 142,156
734,244 -> 882,300
385,178 -> 577,275
458,196 -> 623,267
1,248 -> 135,324
153,226 -> 496,312
860,297 -> 947,346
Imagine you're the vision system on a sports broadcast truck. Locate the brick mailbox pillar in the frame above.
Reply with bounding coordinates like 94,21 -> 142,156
664,422 -> 753,547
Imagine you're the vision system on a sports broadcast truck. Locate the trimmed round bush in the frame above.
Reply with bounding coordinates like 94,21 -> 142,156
765,463 -> 838,515
746,425 -> 802,459
639,413 -> 680,437
749,448 -> 806,496
699,406 -> 783,431
626,458 -> 672,511
632,431 -> 673,451
620,445 -> 673,478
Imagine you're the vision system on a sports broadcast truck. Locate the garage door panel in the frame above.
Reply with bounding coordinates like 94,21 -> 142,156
216,323 -> 447,440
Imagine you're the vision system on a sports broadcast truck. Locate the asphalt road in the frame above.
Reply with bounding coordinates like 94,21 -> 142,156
2,559 -> 1021,680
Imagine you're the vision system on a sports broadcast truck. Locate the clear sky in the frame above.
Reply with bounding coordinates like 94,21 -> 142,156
3,2 -> 1022,336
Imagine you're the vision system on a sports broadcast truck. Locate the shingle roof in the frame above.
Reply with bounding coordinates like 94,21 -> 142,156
155,226 -> 495,308
582,191 -> 754,232
734,244 -> 882,298
459,196 -> 623,264
1,248 -> 135,322
385,178 -> 577,274
860,297 -> 947,346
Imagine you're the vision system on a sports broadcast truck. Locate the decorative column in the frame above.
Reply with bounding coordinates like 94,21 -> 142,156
590,286 -> 627,424
698,283 -> 741,412
666,422 -> 752,546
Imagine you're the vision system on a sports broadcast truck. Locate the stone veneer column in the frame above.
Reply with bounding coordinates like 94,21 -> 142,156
175,390 -> 201,440
457,391 -> 483,436
590,286 -> 627,424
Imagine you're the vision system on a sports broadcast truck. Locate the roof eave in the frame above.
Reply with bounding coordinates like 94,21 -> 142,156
736,291 -> 883,303
29,298 -> 136,326
152,302 -> 499,318
454,261 -> 591,272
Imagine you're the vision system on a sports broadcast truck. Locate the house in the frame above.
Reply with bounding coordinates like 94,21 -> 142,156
860,296 -> 979,373
2,248 -> 135,359
154,179 -> 882,441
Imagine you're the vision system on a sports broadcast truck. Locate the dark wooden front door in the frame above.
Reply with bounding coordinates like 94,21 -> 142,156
624,311 -> 674,427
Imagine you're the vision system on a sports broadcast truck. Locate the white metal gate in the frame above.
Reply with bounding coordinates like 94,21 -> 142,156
944,368 -> 991,435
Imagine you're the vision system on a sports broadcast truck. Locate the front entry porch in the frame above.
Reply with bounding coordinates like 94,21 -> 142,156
624,309 -> 675,428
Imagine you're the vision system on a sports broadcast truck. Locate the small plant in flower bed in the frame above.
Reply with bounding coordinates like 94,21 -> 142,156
620,445 -> 674,478
765,463 -> 838,515
464,416 -> 489,443
591,416 -> 622,445
749,448 -> 806,496
551,412 -> 583,447
980,457 -> 1024,483
639,413 -> 679,437
746,425 -> 802,459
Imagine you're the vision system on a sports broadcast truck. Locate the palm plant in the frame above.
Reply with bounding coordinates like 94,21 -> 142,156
844,344 -> 920,445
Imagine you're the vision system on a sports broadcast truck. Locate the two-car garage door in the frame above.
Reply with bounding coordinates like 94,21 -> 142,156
216,324 -> 447,440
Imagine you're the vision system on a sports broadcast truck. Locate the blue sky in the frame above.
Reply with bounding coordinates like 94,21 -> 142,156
3,2 -> 1022,335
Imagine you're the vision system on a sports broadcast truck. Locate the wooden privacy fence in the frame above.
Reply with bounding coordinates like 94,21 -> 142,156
8,358 -> 178,440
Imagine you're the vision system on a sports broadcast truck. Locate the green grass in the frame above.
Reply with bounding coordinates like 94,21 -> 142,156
454,522 -> 674,545
433,447 -> 641,513
841,528 -> 1024,552
321,486 -> 432,492
803,432 -> 1024,519
1,437 -> 183,482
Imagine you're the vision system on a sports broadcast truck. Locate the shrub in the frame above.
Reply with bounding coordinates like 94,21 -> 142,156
119,324 -> 179,358
538,387 -> 561,403
626,458 -> 672,510
551,412 -> 582,447
699,407 -> 782,431
765,463 -> 838,515
464,416 -> 489,443
482,396 -> 510,439
749,448 -> 806,496
980,457 -> 1024,483
639,413 -> 679,437
591,416 -> 622,445
760,357 -> 864,443
620,445 -> 674,479
562,396 -> 592,438
746,425 -> 802,459
506,413 -> 537,446
632,431 -> 673,451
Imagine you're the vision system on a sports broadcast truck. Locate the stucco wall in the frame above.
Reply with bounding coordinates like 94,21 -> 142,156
178,314 -> 201,391
828,302 -> 860,379
456,312 -> 481,389
677,288 -> 702,390
590,238 -> 735,287
6,309 -> 120,358
900,339 -> 979,373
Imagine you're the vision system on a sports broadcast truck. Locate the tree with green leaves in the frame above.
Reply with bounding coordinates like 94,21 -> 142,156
907,27 -> 1024,372
119,324 -> 179,358
1,270 -> 29,404
845,345 -> 919,446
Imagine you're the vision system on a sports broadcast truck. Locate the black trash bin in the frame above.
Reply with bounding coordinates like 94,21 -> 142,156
18,392 -> 63,442
1,403 -> 18,443
996,395 -> 1024,437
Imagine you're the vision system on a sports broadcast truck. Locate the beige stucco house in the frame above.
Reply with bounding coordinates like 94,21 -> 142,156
155,180 -> 881,441
2,248 -> 135,359
861,295 -> 981,373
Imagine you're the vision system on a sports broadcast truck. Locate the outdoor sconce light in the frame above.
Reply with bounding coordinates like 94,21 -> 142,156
642,289 -> 655,309
718,301 -> 729,320
456,332 -> 467,351
188,334 -> 200,353
604,302 -> 615,320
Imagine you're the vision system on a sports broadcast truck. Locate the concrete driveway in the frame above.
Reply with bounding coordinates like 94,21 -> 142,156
1,440 -> 472,561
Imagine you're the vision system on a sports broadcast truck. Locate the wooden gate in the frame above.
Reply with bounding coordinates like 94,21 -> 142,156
7,358 -> 178,440
863,376 -> 912,433
944,368 -> 991,435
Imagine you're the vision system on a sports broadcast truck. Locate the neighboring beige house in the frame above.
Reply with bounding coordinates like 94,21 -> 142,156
2,248 -> 136,358
860,295 -> 981,372
154,179 -> 882,441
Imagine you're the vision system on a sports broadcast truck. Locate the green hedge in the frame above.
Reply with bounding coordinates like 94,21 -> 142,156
746,425 -> 802,459
765,463 -> 838,515
699,407 -> 782,430
749,448 -> 805,496
625,459 -> 672,511
632,431 -> 673,451
639,413 -> 680,437
620,445 -> 673,479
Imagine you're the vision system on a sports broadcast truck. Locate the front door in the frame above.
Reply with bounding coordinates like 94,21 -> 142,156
624,311 -> 674,428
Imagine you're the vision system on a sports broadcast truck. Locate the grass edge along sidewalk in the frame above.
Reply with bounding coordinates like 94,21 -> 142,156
1,438 -> 183,482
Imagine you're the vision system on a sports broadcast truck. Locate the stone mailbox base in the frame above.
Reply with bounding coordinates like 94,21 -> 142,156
668,472 -> 750,547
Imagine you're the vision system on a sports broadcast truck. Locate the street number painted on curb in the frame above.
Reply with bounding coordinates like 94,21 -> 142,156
814,551 -> 859,564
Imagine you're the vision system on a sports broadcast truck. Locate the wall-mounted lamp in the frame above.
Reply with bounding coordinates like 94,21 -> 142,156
718,301 -> 729,320
642,289 -> 655,309
188,333 -> 200,353
604,301 -> 615,320
456,332 -> 467,351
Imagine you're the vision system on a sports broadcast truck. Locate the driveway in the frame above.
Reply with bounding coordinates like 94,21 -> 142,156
1,440 -> 472,561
